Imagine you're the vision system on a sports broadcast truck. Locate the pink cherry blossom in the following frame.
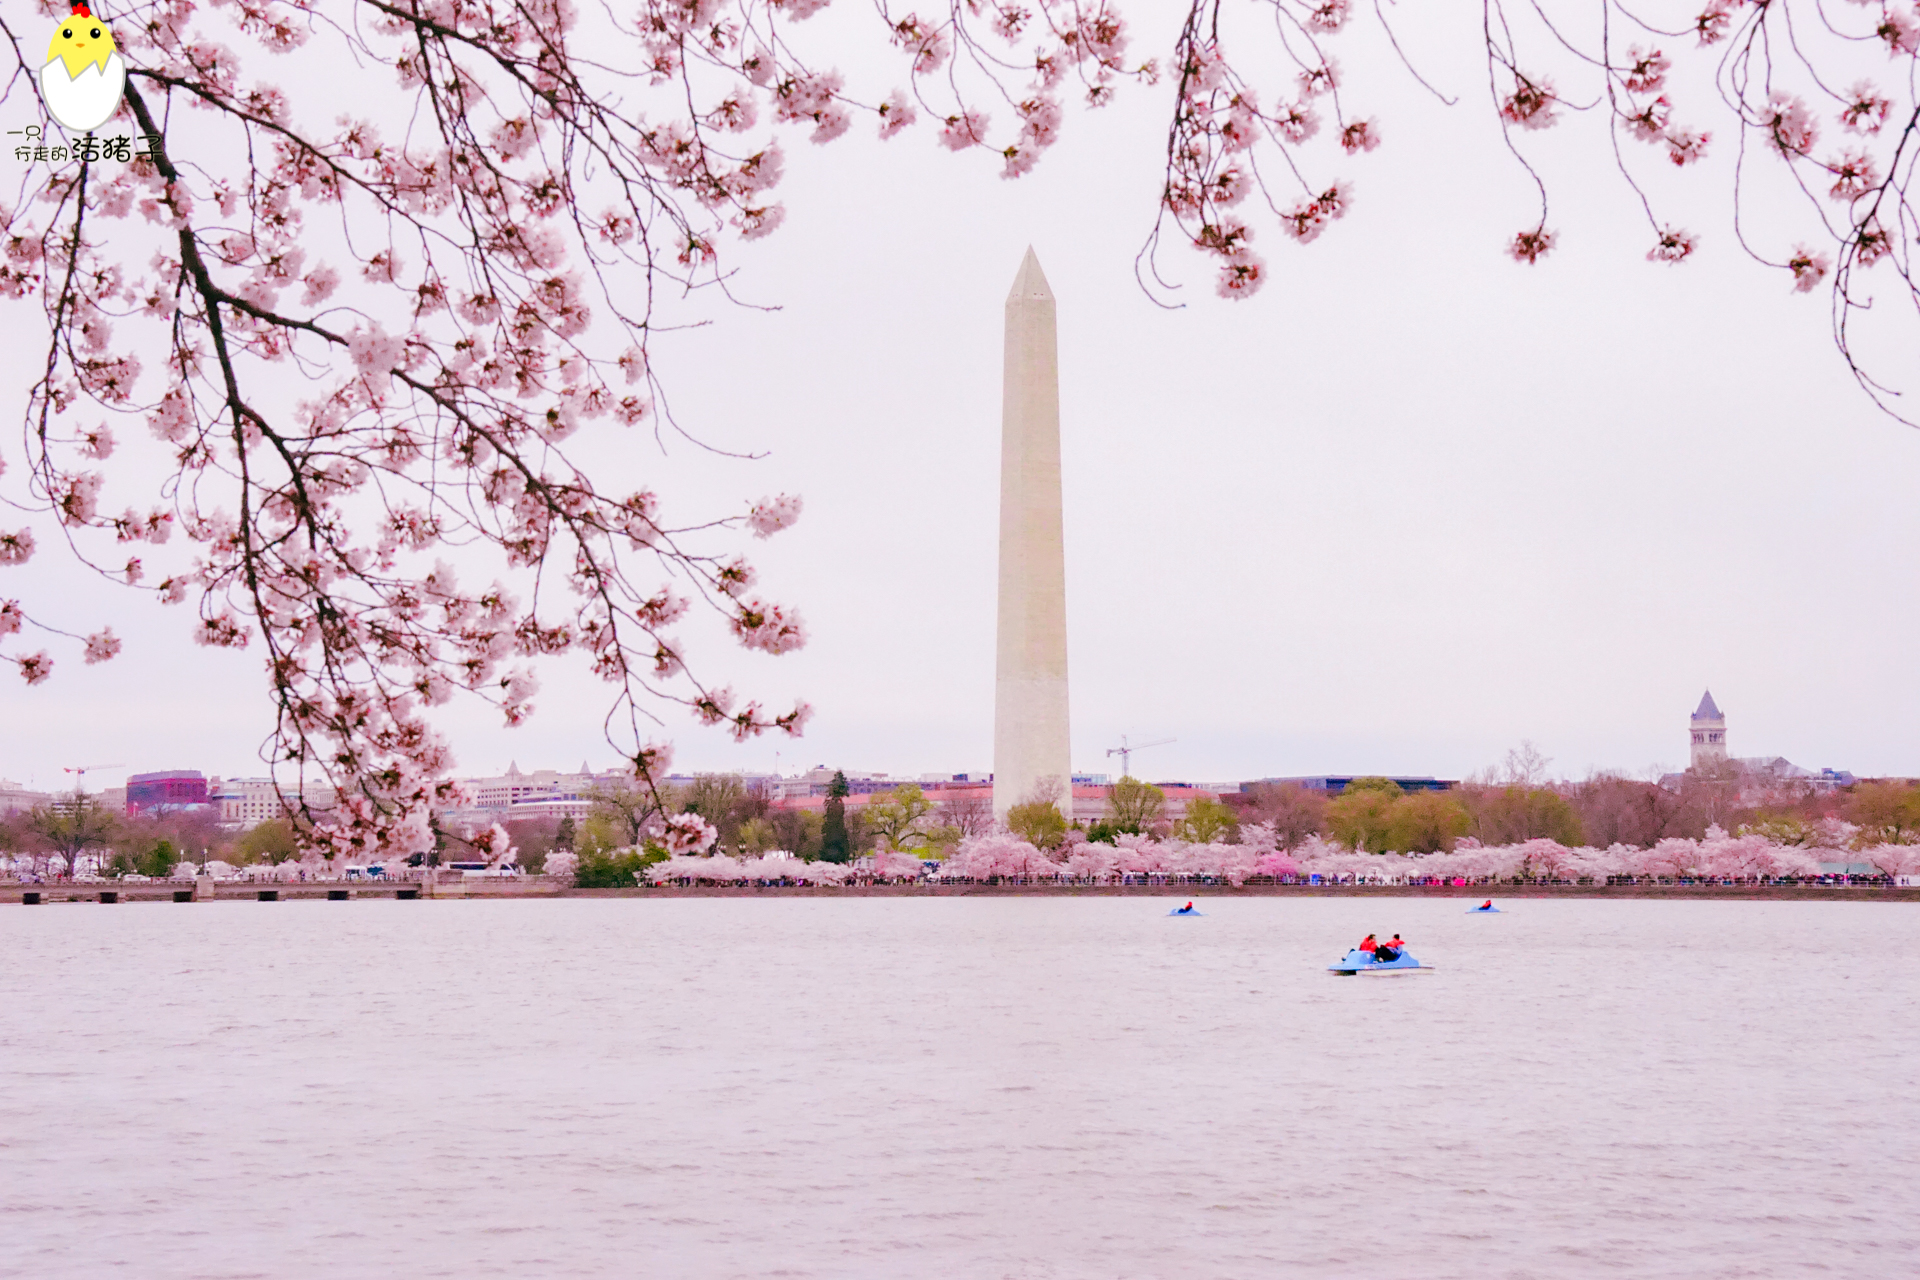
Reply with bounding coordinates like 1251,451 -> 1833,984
1648,227 -> 1697,263
1273,101 -> 1320,145
1826,150 -> 1881,200
878,91 -> 918,139
1215,256 -> 1266,299
1840,84 -> 1893,134
857,849 -> 928,880
747,493 -> 803,538
732,600 -> 807,654
1624,96 -> 1671,143
1622,46 -> 1670,94
1694,0 -> 1737,45
1509,227 -> 1556,264
1500,76 -> 1558,131
1298,58 -> 1339,99
83,628 -> 121,664
1876,8 -> 1919,56
663,811 -> 720,854
940,110 -> 990,151
78,424 -> 115,460
1787,245 -> 1830,292
1664,128 -> 1711,166
1306,0 -> 1349,33
1856,221 -> 1892,267
1763,92 -> 1817,156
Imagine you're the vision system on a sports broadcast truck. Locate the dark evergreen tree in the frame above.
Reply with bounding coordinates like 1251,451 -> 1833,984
820,771 -> 852,863
555,816 -> 577,851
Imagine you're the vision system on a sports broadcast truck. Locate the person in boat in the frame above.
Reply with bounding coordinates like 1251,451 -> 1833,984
1178,901 -> 1195,913
1479,899 -> 1493,911
1357,933 -> 1378,955
1376,933 -> 1405,960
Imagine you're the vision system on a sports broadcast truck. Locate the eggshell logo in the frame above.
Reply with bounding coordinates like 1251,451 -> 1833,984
40,2 -> 126,133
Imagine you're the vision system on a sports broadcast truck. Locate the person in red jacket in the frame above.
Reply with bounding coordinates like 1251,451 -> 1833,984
1377,933 -> 1405,960
1479,899 -> 1494,911
1357,933 -> 1377,954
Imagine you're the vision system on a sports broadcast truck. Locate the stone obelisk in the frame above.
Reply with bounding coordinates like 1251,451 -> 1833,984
993,248 -> 1071,823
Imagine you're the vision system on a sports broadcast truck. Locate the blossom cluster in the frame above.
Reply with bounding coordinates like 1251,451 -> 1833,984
643,852 -> 863,884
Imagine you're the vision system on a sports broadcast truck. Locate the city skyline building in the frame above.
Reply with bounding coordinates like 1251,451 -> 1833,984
125,770 -> 209,814
993,248 -> 1072,822
1690,690 -> 1728,772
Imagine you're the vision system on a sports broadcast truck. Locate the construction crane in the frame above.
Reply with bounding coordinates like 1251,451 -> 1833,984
62,763 -> 123,794
1105,736 -> 1174,780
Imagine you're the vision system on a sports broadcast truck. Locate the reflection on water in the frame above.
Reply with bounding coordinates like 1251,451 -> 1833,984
3,897 -> 1916,1278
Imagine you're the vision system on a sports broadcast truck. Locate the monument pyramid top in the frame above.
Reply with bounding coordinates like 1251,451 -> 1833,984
1007,246 -> 1053,304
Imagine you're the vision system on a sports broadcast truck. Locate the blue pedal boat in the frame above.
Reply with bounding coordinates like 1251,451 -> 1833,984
1328,948 -> 1431,975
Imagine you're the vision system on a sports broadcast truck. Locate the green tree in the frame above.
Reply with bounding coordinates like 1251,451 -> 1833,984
819,772 -> 852,863
1844,781 -> 1920,845
121,838 -> 178,878
575,811 -> 625,857
1458,785 -> 1584,846
687,773 -> 765,850
920,819 -> 964,858
585,775 -> 677,847
234,818 -> 299,865
736,817 -> 779,854
554,815 -> 577,850
1175,796 -> 1239,844
769,807 -> 824,859
866,783 -> 936,852
1007,799 -> 1067,850
1102,777 -> 1166,835
1738,812 -> 1814,846
1385,792 -> 1472,853
574,847 -> 657,887
1327,780 -> 1401,852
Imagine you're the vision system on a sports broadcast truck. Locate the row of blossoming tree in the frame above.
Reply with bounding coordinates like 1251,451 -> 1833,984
623,819 -> 1920,885
19,819 -> 1919,883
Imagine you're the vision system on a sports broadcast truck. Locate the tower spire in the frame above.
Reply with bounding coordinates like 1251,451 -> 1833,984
1689,690 -> 1727,772
993,248 -> 1071,823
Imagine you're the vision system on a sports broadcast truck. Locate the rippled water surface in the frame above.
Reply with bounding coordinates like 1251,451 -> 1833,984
4,896 -> 1918,1278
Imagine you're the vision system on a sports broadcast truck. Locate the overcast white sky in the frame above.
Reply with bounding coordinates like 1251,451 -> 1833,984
2,0 -> 1915,792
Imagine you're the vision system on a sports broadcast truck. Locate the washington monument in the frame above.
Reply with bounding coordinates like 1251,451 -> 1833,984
993,248 -> 1071,823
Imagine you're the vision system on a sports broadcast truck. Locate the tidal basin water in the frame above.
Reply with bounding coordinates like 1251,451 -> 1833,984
4,897 -> 1918,1278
